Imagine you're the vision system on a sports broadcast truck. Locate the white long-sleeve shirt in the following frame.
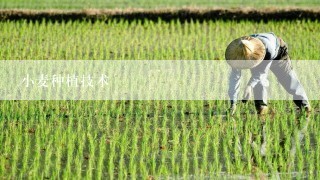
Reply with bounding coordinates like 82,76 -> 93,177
228,32 -> 280,103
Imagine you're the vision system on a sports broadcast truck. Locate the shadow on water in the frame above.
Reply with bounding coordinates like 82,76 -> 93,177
234,113 -> 313,179
152,113 -> 315,179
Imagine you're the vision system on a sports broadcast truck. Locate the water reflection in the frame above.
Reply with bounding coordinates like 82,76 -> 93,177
242,113 -> 311,178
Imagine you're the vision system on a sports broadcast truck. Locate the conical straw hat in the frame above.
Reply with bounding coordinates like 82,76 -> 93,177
225,36 -> 266,69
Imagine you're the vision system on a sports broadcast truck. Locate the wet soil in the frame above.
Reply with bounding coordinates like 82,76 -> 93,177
1,7 -> 320,23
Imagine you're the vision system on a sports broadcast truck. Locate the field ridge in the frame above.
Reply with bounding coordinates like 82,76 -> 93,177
1,7 -> 320,22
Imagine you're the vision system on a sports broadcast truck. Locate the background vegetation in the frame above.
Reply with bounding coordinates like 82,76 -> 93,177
1,0 -> 320,9
1,19 -> 319,60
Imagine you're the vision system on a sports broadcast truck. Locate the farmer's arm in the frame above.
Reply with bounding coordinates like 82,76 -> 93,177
228,68 -> 241,104
241,60 -> 273,102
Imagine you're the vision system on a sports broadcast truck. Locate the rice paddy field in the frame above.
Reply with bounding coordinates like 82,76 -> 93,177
1,1 -> 320,179
1,19 -> 319,60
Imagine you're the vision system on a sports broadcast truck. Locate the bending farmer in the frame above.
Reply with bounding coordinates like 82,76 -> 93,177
225,32 -> 311,115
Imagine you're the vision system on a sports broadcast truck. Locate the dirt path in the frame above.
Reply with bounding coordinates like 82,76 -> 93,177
1,7 -> 320,22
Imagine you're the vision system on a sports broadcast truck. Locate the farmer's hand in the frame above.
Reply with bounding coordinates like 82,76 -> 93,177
242,85 -> 253,103
227,103 -> 237,116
